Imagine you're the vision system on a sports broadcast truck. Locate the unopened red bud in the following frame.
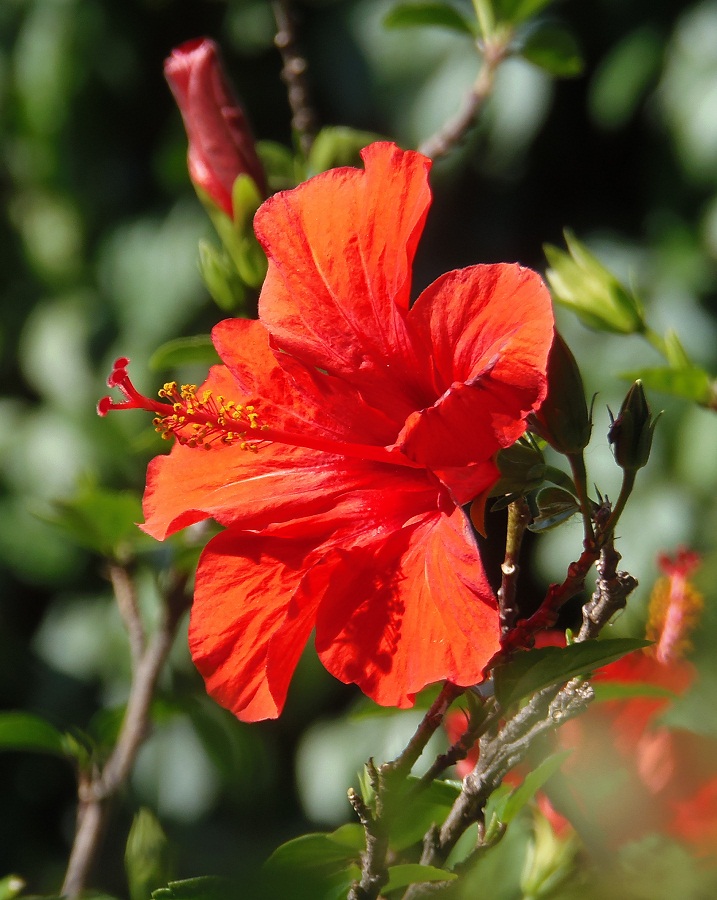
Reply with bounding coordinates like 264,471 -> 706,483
528,330 -> 592,455
164,37 -> 266,217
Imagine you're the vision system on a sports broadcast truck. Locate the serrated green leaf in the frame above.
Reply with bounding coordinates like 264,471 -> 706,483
0,712 -> 68,757
528,486 -> 579,532
494,638 -> 650,708
495,750 -> 572,823
149,335 -> 221,372
619,365 -> 712,405
521,24 -> 584,77
383,2 -> 476,35
151,877 -> 235,900
384,863 -> 457,893
43,486 -> 148,557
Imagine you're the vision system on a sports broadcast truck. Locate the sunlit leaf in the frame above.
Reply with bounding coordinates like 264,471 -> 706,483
383,2 -> 476,36
494,638 -> 650,708
620,365 -> 713,405
263,829 -> 362,899
521,24 -> 584,78
0,875 -> 26,900
149,335 -> 221,372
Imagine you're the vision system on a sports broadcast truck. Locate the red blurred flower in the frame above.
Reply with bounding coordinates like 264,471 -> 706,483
100,142 -> 554,721
164,37 -> 266,216
446,552 -> 716,857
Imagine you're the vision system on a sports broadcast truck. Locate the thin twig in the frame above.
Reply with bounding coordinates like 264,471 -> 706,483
418,38 -> 509,161
272,0 -> 317,157
61,571 -> 189,897
108,562 -> 145,668
498,496 -> 532,634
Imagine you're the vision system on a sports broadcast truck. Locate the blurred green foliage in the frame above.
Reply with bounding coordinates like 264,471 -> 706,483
2,0 -> 717,895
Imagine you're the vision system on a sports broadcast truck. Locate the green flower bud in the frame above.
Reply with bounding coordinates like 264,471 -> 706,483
125,808 -> 172,900
529,330 -> 592,455
544,230 -> 645,334
608,380 -> 659,472
198,239 -> 246,311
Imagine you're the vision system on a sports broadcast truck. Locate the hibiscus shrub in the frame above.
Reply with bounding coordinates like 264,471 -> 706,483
3,1 -> 717,899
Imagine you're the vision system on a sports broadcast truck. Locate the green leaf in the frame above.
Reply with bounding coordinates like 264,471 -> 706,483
528,486 -> 580,533
494,638 -> 650,708
521,24 -> 584,77
494,0 -> 556,26
541,465 -> 577,493
149,335 -> 222,372
0,712 -> 68,757
43,486 -> 148,558
307,126 -> 388,175
619,365 -> 713,405
389,778 -> 461,851
592,680 -> 677,703
256,139 -> 299,191
151,877 -> 235,900
263,828 -> 363,899
494,750 -> 572,824
383,2 -> 476,35
384,863 -> 457,893
0,876 -> 26,900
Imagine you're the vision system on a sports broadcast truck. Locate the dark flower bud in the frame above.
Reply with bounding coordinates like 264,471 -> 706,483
528,330 -> 592,455
164,37 -> 267,217
608,380 -> 659,472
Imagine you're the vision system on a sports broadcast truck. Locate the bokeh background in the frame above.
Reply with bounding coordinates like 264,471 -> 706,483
2,0 -> 717,894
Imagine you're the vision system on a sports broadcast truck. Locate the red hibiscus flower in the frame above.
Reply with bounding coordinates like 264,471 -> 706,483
164,37 -> 266,215
100,142 -> 554,721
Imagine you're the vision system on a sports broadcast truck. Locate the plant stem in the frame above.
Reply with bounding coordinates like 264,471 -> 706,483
272,0 -> 317,157
498,496 -> 532,634
418,36 -> 509,161
61,571 -> 189,898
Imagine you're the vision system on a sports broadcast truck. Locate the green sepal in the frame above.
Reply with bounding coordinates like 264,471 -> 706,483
198,240 -> 246,311
149,335 -> 222,372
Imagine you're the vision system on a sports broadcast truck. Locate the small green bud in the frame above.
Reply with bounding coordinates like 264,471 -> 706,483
608,380 -> 659,472
125,807 -> 172,900
529,330 -> 592,455
544,230 -> 645,334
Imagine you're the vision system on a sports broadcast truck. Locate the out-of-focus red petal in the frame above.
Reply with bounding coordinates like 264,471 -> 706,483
254,142 -> 431,420
189,528 -> 327,721
314,506 -> 499,707
398,264 -> 553,469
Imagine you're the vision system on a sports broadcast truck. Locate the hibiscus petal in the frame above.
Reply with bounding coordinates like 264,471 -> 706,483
397,264 -> 554,470
254,142 -> 431,417
189,528 -> 326,721
314,507 -> 499,708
